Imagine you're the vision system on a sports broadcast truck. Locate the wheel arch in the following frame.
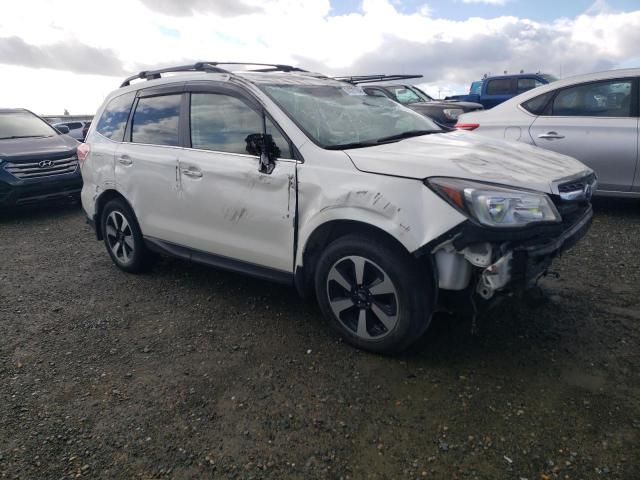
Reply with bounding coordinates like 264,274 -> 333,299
294,219 -> 431,298
93,189 -> 136,240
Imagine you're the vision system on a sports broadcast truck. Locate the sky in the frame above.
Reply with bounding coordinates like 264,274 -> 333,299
0,0 -> 638,115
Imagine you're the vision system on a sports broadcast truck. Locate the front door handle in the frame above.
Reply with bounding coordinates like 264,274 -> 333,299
118,154 -> 133,165
537,131 -> 565,140
181,167 -> 203,178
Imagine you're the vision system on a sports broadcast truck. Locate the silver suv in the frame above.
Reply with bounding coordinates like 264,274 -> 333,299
79,62 -> 595,353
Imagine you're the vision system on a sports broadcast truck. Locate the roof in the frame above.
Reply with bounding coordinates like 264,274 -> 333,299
497,67 -> 640,105
0,108 -> 28,114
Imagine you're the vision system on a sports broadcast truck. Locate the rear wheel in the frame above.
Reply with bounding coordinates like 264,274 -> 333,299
101,198 -> 150,273
314,234 -> 434,353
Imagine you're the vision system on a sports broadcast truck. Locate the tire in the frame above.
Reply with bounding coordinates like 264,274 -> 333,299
101,198 -> 150,273
314,234 -> 434,354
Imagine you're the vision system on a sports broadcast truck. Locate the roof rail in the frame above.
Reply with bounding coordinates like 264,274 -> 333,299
334,74 -> 423,85
120,62 -> 308,88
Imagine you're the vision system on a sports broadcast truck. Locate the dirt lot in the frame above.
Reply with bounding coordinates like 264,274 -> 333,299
1,198 -> 639,479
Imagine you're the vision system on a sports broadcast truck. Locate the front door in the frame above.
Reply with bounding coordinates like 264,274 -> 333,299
529,78 -> 638,192
174,89 -> 297,273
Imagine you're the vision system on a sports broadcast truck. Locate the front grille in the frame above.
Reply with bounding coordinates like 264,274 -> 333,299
4,156 -> 78,179
557,173 -> 596,199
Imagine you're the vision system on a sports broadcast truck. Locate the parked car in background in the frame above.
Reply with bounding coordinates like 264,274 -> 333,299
0,108 -> 81,207
53,120 -> 89,141
448,73 -> 557,109
80,62 -> 594,354
335,75 -> 483,127
456,68 -> 639,197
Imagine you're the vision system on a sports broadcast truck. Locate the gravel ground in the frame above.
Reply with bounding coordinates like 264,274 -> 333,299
0,198 -> 639,480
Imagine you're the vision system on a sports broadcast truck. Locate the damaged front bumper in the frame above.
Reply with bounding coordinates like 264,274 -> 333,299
429,202 -> 592,302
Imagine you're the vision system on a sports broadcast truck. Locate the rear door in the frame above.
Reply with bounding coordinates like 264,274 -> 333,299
115,84 -> 185,242
174,85 -> 297,273
529,78 -> 638,192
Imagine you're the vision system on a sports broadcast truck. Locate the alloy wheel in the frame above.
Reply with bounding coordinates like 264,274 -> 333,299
326,255 -> 399,340
105,211 -> 134,264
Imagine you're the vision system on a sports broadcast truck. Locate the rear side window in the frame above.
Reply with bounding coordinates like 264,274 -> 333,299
551,80 -> 633,117
96,92 -> 135,141
485,79 -> 512,95
521,91 -> 554,115
131,94 -> 181,146
190,93 -> 292,158
517,78 -> 544,94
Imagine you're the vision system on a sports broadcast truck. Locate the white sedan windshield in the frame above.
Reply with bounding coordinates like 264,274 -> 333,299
262,84 -> 441,149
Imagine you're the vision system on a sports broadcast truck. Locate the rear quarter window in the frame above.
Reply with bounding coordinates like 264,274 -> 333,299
521,91 -> 554,115
96,92 -> 135,141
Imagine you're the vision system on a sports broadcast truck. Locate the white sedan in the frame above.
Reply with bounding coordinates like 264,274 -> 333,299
456,68 -> 639,198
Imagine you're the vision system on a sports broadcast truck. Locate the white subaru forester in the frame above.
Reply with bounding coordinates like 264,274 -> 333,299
79,62 -> 595,354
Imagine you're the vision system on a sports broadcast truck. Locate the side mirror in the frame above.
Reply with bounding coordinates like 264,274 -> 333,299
245,133 -> 280,174
56,125 -> 70,134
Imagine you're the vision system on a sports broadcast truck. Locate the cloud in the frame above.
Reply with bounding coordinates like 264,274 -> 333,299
0,36 -> 125,75
461,0 -> 509,5
138,0 -> 263,17
0,0 -> 639,112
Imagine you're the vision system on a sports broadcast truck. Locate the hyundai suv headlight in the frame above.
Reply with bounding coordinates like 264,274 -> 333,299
427,177 -> 561,228
442,108 -> 464,120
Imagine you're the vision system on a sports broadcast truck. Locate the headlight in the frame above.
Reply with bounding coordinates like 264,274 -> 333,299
442,108 -> 464,120
427,177 -> 561,228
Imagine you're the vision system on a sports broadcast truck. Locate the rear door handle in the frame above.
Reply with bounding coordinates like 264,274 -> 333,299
181,167 -> 203,178
537,131 -> 565,140
118,154 -> 133,165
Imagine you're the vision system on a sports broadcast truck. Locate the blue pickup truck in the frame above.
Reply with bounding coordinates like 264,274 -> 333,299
447,73 -> 557,109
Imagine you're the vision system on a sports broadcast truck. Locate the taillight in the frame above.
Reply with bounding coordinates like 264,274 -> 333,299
455,123 -> 480,131
77,143 -> 90,167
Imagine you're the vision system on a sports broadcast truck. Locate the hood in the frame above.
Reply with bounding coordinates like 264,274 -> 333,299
0,134 -> 78,162
344,131 -> 592,194
408,100 -> 483,111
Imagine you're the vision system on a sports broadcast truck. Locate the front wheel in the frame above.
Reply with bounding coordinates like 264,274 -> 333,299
314,234 -> 434,354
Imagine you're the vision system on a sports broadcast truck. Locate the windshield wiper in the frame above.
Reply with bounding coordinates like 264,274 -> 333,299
325,129 -> 441,150
325,140 -> 380,150
373,129 -> 440,143
0,135 -> 48,140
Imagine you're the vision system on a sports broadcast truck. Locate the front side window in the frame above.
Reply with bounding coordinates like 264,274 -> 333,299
96,92 -> 135,141
190,93 -> 292,158
262,84 -> 441,149
131,94 -> 181,146
486,79 -> 512,95
363,88 -> 387,98
551,80 -> 632,117
391,87 -> 423,105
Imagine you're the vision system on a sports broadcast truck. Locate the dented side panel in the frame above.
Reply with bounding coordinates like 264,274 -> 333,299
294,144 -> 467,268
174,148 -> 297,272
80,133 -> 117,219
